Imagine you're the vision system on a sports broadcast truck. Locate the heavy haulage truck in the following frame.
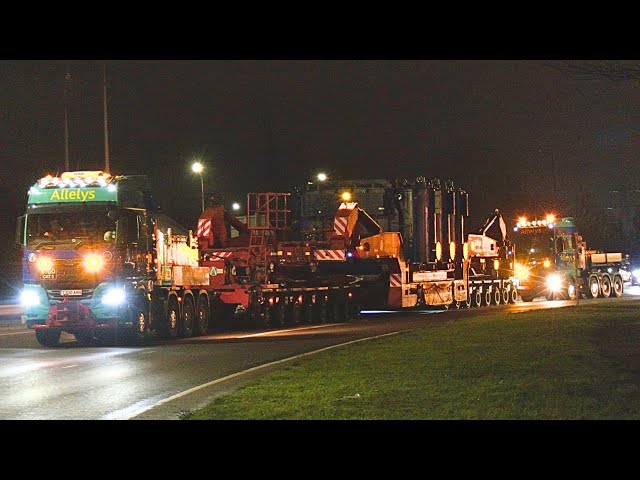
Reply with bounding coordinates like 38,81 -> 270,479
17,171 -> 361,346
296,177 -> 518,309
512,214 -> 625,301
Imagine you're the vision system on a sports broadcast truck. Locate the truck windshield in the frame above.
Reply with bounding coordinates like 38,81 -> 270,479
26,207 -> 116,249
513,230 -> 554,264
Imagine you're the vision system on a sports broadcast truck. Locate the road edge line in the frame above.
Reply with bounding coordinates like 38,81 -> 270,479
125,329 -> 407,420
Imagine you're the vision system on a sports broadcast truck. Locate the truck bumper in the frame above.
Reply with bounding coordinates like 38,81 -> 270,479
29,301 -> 109,333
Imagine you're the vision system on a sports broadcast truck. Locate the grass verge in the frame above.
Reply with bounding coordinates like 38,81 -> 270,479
187,302 -> 640,419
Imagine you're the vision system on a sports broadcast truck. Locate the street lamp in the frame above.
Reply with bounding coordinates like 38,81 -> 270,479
232,202 -> 241,212
317,172 -> 327,182
191,161 -> 205,212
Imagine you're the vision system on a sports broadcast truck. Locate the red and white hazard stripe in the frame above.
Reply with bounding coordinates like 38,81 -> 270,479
389,274 -> 402,287
210,251 -> 232,258
333,217 -> 348,236
197,219 -> 211,237
314,249 -> 346,261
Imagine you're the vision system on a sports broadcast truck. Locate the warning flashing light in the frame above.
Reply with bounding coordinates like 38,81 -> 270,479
38,171 -> 113,189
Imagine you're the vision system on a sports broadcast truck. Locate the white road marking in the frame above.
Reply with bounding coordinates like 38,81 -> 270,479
0,330 -> 32,337
237,323 -> 341,338
117,330 -> 407,420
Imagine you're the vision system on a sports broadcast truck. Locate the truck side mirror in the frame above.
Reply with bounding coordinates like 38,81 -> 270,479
15,215 -> 25,245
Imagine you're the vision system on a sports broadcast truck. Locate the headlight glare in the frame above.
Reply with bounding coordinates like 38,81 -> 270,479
20,289 -> 40,307
546,274 -> 562,292
101,287 -> 126,305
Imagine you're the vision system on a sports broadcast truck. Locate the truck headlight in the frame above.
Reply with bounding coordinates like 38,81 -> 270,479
546,274 -> 562,292
20,289 -> 41,307
101,287 -> 126,305
85,254 -> 104,273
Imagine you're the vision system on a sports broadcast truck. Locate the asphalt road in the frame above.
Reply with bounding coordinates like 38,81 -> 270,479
1,288 -> 639,420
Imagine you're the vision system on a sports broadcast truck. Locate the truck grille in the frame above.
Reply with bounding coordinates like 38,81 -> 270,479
47,288 -> 95,301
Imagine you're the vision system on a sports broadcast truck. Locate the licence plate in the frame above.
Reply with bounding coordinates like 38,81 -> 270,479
61,289 -> 82,296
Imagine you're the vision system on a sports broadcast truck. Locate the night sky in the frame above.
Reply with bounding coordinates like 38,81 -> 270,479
2,60 -> 640,272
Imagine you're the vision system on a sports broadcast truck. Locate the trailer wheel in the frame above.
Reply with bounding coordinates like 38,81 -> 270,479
276,302 -> 288,327
509,287 -> 518,304
449,299 -> 461,309
36,329 -> 61,347
600,275 -> 612,298
520,294 -> 534,302
473,289 -> 482,307
501,288 -> 509,305
304,303 -> 315,324
196,295 -> 209,335
612,275 -> 623,298
318,298 -> 328,324
483,288 -> 492,306
491,287 -> 500,305
332,300 -> 348,321
261,307 -> 275,329
463,294 -> 472,308
181,295 -> 195,338
291,302 -> 303,325
587,275 -> 600,298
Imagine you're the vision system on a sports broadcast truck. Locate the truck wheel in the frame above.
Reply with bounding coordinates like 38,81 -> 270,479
587,275 -> 600,298
509,288 -> 518,304
545,292 -> 554,301
566,279 -> 577,300
74,331 -> 95,345
600,275 -> 611,298
160,295 -> 180,339
520,294 -> 534,302
450,299 -> 461,309
181,295 -> 195,338
612,276 -> 623,298
36,329 -> 61,347
196,295 -> 209,335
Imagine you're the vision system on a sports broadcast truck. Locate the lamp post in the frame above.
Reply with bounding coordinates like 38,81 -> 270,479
192,161 -> 205,212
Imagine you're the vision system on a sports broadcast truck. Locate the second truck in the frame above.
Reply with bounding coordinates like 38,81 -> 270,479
512,214 -> 625,301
